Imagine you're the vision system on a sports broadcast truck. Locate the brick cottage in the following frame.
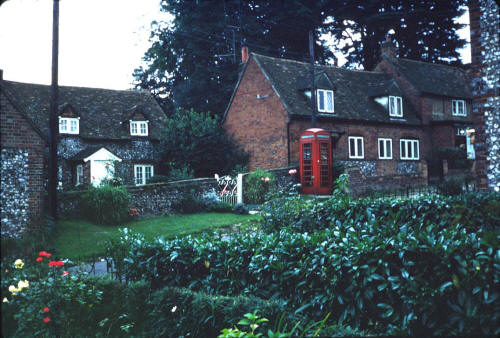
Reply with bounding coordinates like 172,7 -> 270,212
223,39 -> 474,193
1,75 -> 166,236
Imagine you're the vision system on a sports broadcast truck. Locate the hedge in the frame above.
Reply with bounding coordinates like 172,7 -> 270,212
106,218 -> 500,335
260,191 -> 500,234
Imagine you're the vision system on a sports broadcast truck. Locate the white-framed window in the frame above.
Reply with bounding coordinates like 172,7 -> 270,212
130,121 -> 149,136
59,117 -> 79,134
134,164 -> 154,185
452,100 -> 466,116
317,89 -> 334,113
348,136 -> 364,159
76,164 -> 83,185
400,139 -> 419,160
378,138 -> 393,159
389,96 -> 403,117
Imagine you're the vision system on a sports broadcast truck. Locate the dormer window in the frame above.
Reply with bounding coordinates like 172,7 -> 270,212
59,117 -> 79,134
317,89 -> 334,113
130,121 -> 148,136
452,100 -> 466,116
389,96 -> 403,117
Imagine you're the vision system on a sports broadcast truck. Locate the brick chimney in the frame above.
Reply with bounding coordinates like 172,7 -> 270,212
380,34 -> 397,59
241,45 -> 249,63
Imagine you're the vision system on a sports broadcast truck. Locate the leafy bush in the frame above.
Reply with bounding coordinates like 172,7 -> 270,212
170,189 -> 207,214
80,185 -> 131,225
434,147 -> 472,170
261,191 -> 500,234
146,175 -> 169,184
233,203 -> 249,214
244,169 -> 276,204
437,177 -> 464,196
167,165 -> 195,182
160,109 -> 248,177
107,192 -> 500,335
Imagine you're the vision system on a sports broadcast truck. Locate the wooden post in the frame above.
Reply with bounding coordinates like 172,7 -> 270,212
48,0 -> 60,220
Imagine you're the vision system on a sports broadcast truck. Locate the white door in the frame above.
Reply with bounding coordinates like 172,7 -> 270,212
91,160 -> 114,186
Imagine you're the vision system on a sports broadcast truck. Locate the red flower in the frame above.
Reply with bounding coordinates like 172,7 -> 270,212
48,261 -> 64,267
36,257 -> 43,262
43,317 -> 51,323
43,307 -> 50,313
62,271 -> 69,276
39,251 -> 52,258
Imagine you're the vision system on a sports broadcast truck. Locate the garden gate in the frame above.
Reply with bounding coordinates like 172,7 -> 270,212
215,174 -> 243,205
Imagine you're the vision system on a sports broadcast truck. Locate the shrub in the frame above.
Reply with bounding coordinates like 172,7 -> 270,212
170,189 -> 207,214
437,177 -> 464,196
160,109 -> 248,177
244,169 -> 276,204
233,203 -> 249,214
146,175 -> 169,184
80,185 -> 131,225
107,220 -> 500,336
167,165 -> 195,182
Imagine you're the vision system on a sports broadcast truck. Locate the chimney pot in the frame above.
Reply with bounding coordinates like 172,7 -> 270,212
241,46 -> 249,63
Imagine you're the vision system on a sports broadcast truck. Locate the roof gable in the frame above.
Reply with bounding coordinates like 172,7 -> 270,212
2,81 -> 167,140
83,147 -> 122,162
250,53 -> 421,125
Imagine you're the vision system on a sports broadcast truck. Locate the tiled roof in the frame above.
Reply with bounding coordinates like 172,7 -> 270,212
1,80 -> 167,140
252,53 -> 421,125
384,57 -> 473,99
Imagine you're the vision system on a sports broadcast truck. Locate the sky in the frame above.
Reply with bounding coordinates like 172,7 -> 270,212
0,0 -> 471,90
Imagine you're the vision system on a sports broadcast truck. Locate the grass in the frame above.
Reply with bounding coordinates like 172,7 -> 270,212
52,212 -> 260,262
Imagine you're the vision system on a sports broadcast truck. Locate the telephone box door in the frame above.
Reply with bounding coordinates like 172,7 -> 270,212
300,129 -> 332,195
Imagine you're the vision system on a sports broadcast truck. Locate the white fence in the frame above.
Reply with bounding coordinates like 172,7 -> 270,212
215,174 -> 243,205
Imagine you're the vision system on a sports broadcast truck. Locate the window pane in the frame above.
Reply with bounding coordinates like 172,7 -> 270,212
379,140 -> 384,158
326,91 -> 333,111
386,140 -> 392,158
70,120 -> 77,132
60,119 -> 67,131
135,166 -> 143,184
357,138 -> 363,157
407,141 -> 412,158
414,141 -> 419,159
140,123 -> 147,134
145,166 -> 152,180
131,123 -> 137,134
397,97 -> 402,115
389,97 -> 395,115
318,91 -> 324,111
401,141 -> 406,158
349,138 -> 355,157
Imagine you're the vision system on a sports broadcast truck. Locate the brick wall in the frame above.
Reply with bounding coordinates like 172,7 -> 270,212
289,118 -> 427,175
469,0 -> 500,192
223,57 -> 289,170
1,91 -> 47,237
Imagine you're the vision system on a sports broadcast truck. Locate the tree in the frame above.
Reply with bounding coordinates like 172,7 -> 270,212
159,109 -> 247,177
133,0 -> 331,116
135,0 -> 468,113
323,0 -> 468,70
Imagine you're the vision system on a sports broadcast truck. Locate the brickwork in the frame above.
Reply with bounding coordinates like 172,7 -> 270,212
469,0 -> 500,192
289,119 -> 427,176
0,91 -> 47,237
223,57 -> 289,170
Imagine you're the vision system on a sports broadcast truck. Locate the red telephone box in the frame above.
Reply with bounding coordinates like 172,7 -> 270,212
299,128 -> 333,195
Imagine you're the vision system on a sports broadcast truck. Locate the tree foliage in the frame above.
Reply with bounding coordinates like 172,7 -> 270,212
134,0 -> 468,113
324,0 -> 468,70
159,109 -> 247,177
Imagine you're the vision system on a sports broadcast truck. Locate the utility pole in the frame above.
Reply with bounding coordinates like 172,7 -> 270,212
48,0 -> 59,220
309,31 -> 316,127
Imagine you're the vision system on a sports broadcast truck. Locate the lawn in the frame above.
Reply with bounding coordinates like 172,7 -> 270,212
52,212 -> 260,261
